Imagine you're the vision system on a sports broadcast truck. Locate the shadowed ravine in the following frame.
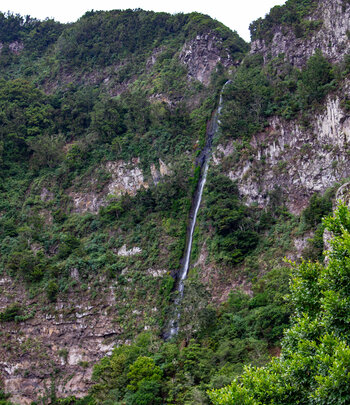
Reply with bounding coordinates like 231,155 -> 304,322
165,81 -> 230,340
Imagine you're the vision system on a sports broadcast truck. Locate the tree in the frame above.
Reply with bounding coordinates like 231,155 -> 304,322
209,203 -> 350,404
127,356 -> 162,392
27,133 -> 65,169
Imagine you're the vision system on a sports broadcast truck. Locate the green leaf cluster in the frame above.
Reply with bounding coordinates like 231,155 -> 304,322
209,203 -> 350,404
249,0 -> 319,42
220,50 -> 335,141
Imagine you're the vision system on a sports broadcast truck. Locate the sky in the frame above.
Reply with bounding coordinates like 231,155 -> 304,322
1,0 -> 286,42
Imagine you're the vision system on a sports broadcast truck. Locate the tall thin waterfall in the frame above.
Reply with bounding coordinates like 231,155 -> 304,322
165,81 -> 230,339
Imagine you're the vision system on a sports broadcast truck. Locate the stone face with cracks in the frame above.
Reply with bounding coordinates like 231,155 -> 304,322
179,32 -> 234,86
69,158 -> 172,214
0,277 -> 120,404
251,0 -> 350,68
69,158 -> 148,214
215,95 -> 350,215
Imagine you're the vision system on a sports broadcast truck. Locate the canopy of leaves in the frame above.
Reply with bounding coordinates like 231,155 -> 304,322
55,9 -> 247,69
209,203 -> 350,404
249,0 -> 319,42
0,12 -> 63,55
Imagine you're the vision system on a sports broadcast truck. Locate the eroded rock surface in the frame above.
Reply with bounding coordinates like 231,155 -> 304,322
251,0 -> 350,68
215,95 -> 350,215
179,32 -> 234,85
69,158 -> 149,214
0,277 -> 120,404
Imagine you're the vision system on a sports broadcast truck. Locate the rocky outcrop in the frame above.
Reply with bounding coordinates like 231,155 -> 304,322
117,245 -> 142,256
69,158 -> 149,214
69,157 -> 174,214
179,32 -> 234,85
106,158 -> 148,196
8,41 -> 24,55
150,159 -> 172,184
0,41 -> 24,56
335,181 -> 350,206
251,0 -> 350,68
0,277 -> 120,404
215,95 -> 350,214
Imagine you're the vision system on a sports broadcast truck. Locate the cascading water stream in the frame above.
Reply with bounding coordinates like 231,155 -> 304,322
165,81 -> 230,339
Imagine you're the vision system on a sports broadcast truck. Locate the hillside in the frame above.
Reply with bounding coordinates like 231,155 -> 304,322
0,1 -> 350,404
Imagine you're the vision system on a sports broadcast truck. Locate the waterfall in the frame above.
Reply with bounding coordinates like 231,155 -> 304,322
165,81 -> 230,340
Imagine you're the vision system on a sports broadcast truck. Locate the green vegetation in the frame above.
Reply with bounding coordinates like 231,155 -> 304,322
0,303 -> 34,322
0,9 -> 248,345
250,0 -> 320,42
0,12 -> 63,57
56,10 -> 247,70
204,173 -> 260,265
220,49 -> 335,140
0,303 -> 22,322
90,265 -> 291,404
0,389 -> 12,405
209,204 -> 350,404
0,3 -> 349,405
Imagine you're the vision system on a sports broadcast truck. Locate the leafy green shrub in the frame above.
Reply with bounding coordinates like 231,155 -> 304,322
0,303 -> 22,322
205,173 -> 260,264
7,250 -> 45,282
27,133 -> 65,169
298,49 -> 334,105
209,204 -> 350,405
47,279 -> 59,302
99,201 -> 124,222
57,234 -> 81,259
302,191 -> 333,229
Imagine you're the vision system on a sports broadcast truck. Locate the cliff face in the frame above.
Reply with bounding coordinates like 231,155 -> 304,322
179,32 -> 235,85
217,0 -> 350,214
0,276 -> 117,403
215,93 -> 350,214
0,11 -> 245,403
251,0 -> 350,68
1,2 -> 350,403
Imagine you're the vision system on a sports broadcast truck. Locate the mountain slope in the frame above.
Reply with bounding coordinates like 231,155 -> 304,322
0,1 -> 350,404
0,9 -> 249,404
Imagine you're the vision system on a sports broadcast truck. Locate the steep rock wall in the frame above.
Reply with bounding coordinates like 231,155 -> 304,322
215,94 -> 350,214
251,0 -> 350,68
179,32 -> 234,85
68,158 -> 170,214
0,277 -> 118,404
0,264 -> 167,403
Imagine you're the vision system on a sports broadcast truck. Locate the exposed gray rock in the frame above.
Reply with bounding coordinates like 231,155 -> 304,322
8,41 -> 24,55
106,158 -> 148,196
69,158 -> 149,214
0,277 -> 121,403
150,159 -> 172,184
216,95 -> 350,215
0,41 -> 24,56
251,0 -> 350,68
179,32 -> 234,85
117,245 -> 142,257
